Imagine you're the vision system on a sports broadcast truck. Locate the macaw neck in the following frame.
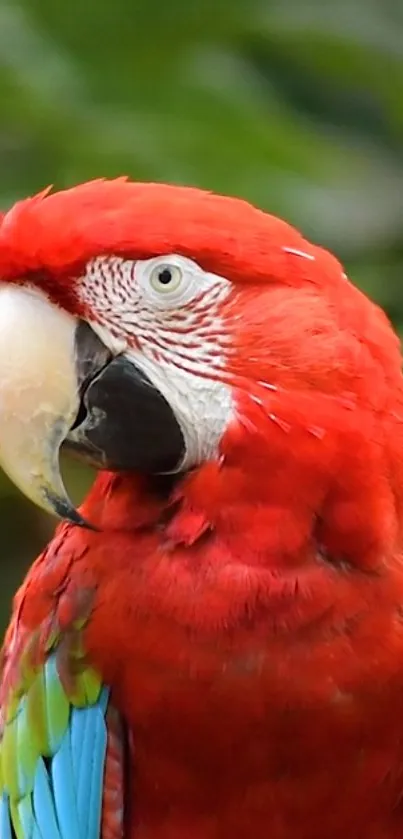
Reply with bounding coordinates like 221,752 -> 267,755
75,447 -> 401,641
79,402 -> 399,577
78,465 -> 333,639
79,461 -> 310,569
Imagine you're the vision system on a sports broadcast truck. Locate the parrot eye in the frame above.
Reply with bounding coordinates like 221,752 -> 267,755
149,264 -> 183,295
137,254 -> 202,308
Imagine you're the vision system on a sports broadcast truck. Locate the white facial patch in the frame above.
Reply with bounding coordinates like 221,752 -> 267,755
78,254 -> 234,469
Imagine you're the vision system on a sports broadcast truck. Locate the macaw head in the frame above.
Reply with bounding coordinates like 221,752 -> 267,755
0,178 -> 401,569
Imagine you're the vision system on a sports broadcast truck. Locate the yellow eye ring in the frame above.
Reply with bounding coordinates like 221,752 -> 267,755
149,264 -> 183,294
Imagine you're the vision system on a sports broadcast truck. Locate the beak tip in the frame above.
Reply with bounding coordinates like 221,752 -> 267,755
43,488 -> 99,531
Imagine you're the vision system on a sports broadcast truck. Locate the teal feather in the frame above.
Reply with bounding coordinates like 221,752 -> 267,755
32,759 -> 62,838
51,724 -> 83,839
31,823 -> 44,839
0,792 -> 13,839
80,702 -> 108,838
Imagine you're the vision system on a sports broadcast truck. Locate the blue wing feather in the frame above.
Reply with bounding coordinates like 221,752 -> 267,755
82,705 -> 108,839
33,760 -> 62,839
0,792 -> 13,839
51,722 -> 83,839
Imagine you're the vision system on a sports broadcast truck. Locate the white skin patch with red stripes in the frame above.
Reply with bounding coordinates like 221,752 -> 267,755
79,254 -> 234,469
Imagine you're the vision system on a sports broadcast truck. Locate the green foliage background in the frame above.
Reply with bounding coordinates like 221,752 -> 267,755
0,0 -> 403,632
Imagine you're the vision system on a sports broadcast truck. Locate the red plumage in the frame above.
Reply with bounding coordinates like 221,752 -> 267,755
0,178 -> 343,287
2,180 -> 403,837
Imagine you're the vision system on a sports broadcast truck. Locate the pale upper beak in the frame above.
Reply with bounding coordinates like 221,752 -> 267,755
0,285 -> 185,524
0,285 -> 87,522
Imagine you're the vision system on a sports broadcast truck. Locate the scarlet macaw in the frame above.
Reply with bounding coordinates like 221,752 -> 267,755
0,179 -> 403,839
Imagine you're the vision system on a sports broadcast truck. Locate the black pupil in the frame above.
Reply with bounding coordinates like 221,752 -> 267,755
158,268 -> 173,285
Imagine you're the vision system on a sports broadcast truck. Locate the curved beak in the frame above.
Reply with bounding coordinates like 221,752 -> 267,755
0,286 -> 96,525
0,285 -> 185,525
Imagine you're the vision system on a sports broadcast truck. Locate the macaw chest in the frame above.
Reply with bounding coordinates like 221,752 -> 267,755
83,532 -> 403,836
109,627 -> 403,839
